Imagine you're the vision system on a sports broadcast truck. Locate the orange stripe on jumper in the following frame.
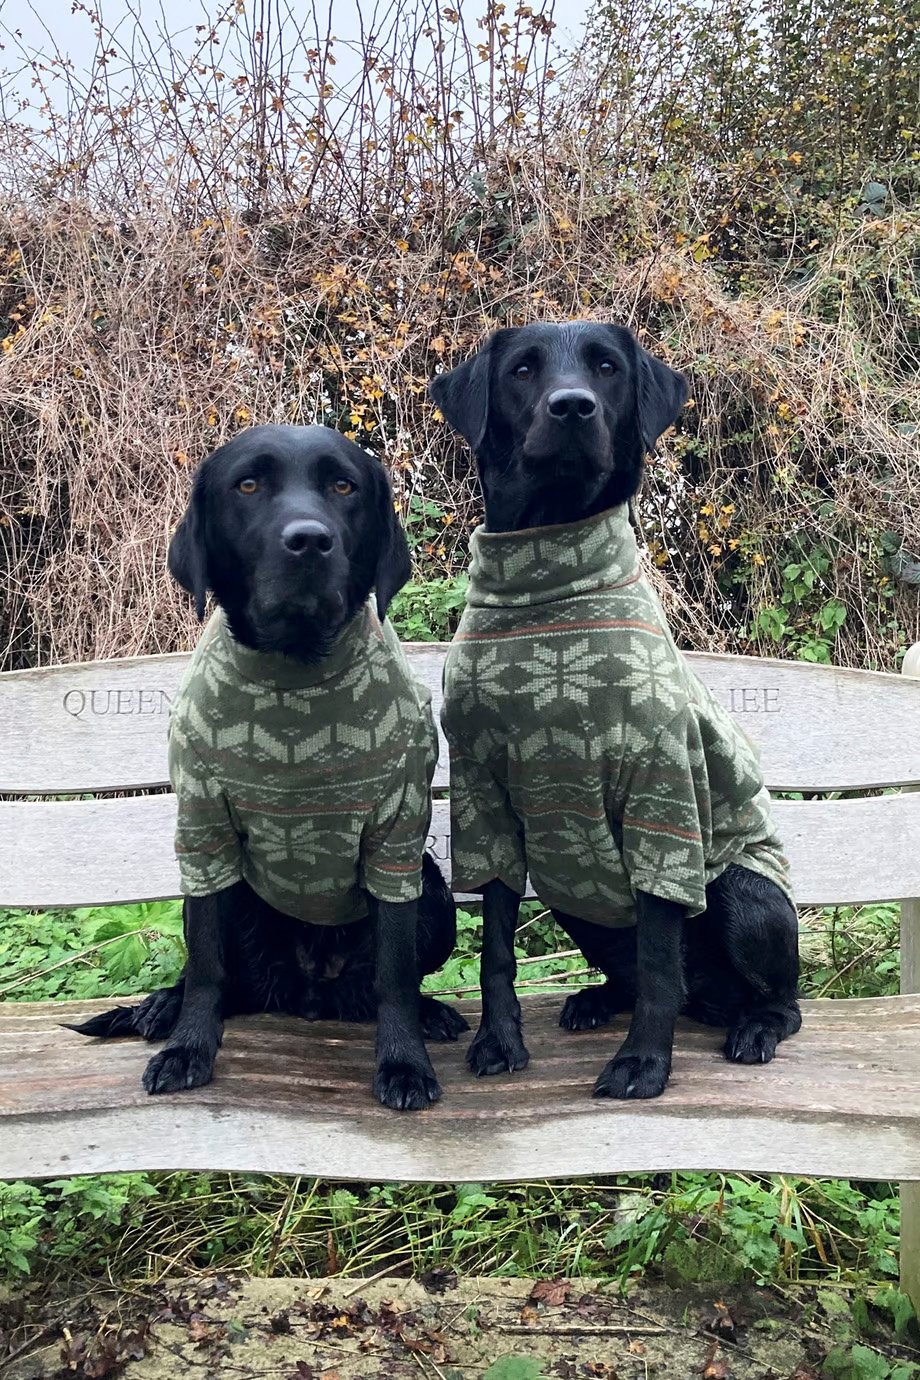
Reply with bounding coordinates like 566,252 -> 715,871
622,815 -> 702,843
175,839 -> 232,856
456,618 -> 665,642
370,860 -> 421,874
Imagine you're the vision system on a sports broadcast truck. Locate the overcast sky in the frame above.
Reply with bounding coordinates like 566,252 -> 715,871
0,0 -> 592,106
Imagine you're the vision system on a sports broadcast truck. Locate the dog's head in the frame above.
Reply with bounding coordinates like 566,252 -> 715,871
429,321 -> 688,530
168,424 -> 411,660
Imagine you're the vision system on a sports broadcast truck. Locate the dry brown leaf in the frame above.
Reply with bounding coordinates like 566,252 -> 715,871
529,1279 -> 571,1307
699,1341 -> 732,1380
187,1313 -> 211,1344
705,1299 -> 738,1342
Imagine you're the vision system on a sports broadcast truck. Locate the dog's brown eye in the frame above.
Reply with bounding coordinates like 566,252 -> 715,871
598,360 -> 616,376
514,363 -> 531,380
238,477 -> 258,494
332,478 -> 355,496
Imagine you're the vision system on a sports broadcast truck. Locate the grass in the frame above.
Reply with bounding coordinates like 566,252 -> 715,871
0,894 -> 907,1297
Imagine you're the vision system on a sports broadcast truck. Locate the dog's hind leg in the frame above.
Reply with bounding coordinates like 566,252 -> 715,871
416,852 -> 469,1040
697,864 -> 802,1064
551,910 -> 637,1031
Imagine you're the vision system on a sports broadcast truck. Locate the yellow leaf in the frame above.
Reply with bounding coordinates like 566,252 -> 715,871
430,335 -> 447,354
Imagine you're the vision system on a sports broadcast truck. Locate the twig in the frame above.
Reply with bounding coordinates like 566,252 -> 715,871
495,1322 -> 668,1336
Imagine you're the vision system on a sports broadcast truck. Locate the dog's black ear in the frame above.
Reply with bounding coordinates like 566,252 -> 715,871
371,460 -> 412,621
635,342 -> 689,453
167,476 -> 209,621
429,333 -> 499,453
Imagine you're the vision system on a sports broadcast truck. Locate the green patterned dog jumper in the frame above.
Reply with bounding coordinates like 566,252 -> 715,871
169,605 -> 438,924
441,506 -> 792,925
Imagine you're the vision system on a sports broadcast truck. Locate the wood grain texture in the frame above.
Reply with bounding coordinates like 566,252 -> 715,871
4,644 -> 920,795
900,644 -> 920,1310
5,791 -> 920,911
0,994 -> 918,1182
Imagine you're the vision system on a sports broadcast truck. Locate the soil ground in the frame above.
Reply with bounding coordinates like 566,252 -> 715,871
2,1274 -> 918,1380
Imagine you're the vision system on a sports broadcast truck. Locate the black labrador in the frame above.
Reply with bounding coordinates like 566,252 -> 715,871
430,321 -> 801,1099
72,424 -> 466,1110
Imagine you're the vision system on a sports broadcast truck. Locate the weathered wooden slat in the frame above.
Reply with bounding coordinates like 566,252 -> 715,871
0,994 -> 917,1182
3,645 -> 920,795
4,791 -> 920,911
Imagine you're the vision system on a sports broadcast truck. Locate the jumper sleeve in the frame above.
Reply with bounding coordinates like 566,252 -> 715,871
447,743 -> 527,896
620,708 -> 711,915
361,704 -> 437,905
168,722 -> 243,896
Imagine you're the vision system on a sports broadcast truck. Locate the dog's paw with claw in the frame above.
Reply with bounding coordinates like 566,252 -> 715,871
374,1059 -> 442,1110
419,997 -> 470,1042
593,1051 -> 670,1100
724,1019 -> 780,1065
467,1022 -> 529,1077
143,1045 -> 216,1095
559,984 -> 620,1031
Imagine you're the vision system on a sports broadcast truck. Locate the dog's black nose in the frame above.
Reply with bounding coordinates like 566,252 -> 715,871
547,388 -> 597,421
281,520 -> 334,556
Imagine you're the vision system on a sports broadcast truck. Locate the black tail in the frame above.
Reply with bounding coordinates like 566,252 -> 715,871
65,981 -> 185,1042
65,1005 -> 141,1038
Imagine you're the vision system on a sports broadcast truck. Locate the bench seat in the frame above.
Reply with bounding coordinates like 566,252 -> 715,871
2,994 -> 919,1183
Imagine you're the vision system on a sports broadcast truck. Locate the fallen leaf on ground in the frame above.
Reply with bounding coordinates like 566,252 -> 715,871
530,1279 -> 571,1307
705,1300 -> 738,1342
187,1313 -> 213,1344
699,1340 -> 732,1379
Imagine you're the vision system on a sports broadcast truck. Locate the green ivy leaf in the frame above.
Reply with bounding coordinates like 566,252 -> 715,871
483,1357 -> 546,1380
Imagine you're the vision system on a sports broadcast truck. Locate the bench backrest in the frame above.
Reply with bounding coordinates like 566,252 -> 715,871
3,645 -> 920,910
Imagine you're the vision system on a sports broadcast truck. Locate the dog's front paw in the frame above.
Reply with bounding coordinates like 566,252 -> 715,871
593,1051 -> 670,1100
467,1022 -> 529,1077
374,1058 -> 442,1110
419,996 -> 470,1042
143,1045 -> 215,1095
559,983 -> 620,1031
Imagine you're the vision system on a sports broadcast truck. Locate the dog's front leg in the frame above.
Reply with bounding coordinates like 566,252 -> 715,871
593,892 -> 684,1100
467,878 -> 529,1076
143,891 -> 227,1094
373,898 -> 441,1110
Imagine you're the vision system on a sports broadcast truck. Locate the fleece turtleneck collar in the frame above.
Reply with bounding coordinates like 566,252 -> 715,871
465,506 -> 640,609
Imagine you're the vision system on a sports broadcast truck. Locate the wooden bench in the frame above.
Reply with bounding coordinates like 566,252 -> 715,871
2,642 -> 919,1305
